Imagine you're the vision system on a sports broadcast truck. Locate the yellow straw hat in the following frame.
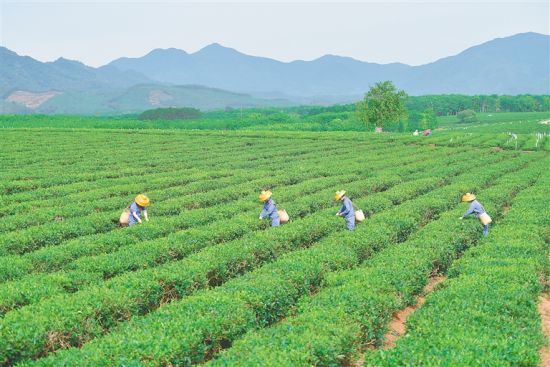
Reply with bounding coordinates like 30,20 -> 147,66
259,190 -> 272,202
135,194 -> 150,207
461,193 -> 476,202
334,190 -> 346,201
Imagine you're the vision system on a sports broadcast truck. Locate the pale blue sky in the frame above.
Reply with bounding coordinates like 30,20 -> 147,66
1,0 -> 548,67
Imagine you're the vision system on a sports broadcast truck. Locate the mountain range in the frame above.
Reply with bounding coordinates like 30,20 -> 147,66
1,32 -> 548,114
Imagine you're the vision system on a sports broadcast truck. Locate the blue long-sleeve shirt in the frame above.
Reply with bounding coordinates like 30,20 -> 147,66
338,197 -> 355,219
260,199 -> 279,220
128,202 -> 146,226
463,200 -> 486,219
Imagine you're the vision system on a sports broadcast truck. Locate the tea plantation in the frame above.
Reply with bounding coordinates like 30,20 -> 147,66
0,119 -> 548,366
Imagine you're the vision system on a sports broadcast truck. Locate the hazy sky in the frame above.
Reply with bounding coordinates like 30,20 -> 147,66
1,0 -> 548,67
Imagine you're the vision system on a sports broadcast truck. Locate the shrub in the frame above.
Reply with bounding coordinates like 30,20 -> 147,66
457,109 -> 477,123
138,107 -> 202,120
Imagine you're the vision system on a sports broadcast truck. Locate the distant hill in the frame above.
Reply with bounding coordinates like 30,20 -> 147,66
1,32 -> 548,114
399,32 -> 550,95
0,46 -> 292,114
1,83 -> 291,115
109,32 -> 550,98
104,84 -> 291,114
108,44 -> 412,98
0,47 -> 150,95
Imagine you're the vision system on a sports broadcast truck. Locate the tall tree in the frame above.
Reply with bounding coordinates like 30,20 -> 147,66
419,108 -> 438,130
357,81 -> 408,131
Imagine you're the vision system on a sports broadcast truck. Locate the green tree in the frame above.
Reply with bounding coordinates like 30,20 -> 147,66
356,81 -> 408,131
457,109 -> 477,123
419,108 -> 438,129
354,100 -> 368,125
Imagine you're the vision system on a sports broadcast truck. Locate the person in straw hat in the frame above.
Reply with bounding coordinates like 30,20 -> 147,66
129,194 -> 150,226
335,190 -> 355,231
259,190 -> 280,227
460,193 -> 490,236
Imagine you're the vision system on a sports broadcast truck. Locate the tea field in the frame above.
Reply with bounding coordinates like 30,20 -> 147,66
0,125 -> 548,366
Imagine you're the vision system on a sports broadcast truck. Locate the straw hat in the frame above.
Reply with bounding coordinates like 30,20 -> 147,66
135,194 -> 150,207
461,193 -> 476,202
334,190 -> 346,201
259,190 -> 272,202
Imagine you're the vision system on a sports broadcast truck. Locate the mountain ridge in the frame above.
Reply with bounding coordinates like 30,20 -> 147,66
107,32 -> 549,97
1,32 -> 548,114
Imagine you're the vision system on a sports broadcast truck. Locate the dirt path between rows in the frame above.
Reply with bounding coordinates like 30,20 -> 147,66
539,293 -> 550,367
382,275 -> 447,349
353,275 -> 447,366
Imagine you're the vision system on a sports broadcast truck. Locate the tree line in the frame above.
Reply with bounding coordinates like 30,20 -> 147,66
406,94 -> 550,116
286,93 -> 549,118
354,82 -> 549,131
134,88 -> 548,133
138,107 -> 202,120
